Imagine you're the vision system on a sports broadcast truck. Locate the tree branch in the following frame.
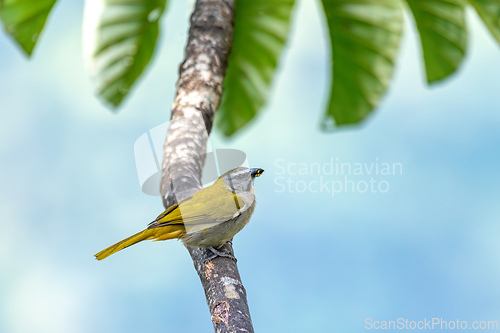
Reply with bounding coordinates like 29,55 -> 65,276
160,0 -> 254,332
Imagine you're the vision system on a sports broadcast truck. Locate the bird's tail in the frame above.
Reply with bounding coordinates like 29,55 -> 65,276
94,227 -> 183,260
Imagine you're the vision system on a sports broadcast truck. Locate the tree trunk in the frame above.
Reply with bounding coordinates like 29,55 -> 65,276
160,0 -> 254,332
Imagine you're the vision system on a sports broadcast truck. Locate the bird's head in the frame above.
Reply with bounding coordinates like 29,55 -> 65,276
219,167 -> 264,193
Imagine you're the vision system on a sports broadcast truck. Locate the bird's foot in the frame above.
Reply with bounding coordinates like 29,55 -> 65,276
204,245 -> 237,264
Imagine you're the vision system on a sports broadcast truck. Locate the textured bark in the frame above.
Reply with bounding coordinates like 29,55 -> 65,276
160,1 -> 254,332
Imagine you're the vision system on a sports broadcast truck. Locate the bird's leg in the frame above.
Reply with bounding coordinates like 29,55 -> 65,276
204,242 -> 237,263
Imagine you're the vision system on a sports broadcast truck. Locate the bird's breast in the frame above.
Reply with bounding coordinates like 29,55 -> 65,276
181,200 -> 256,248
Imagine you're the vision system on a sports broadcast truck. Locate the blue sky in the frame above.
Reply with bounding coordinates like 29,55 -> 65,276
1,1 -> 500,332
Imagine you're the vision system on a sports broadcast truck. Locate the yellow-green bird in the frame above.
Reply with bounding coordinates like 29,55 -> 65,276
95,167 -> 264,260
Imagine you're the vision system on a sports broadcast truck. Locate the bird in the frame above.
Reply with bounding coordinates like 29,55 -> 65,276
94,167 -> 264,260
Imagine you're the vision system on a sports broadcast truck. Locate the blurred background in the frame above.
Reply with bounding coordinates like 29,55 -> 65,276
1,0 -> 500,332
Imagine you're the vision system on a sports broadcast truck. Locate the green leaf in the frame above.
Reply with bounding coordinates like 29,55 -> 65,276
405,0 -> 467,83
83,0 -> 167,107
468,0 -> 500,44
320,0 -> 404,127
0,0 -> 57,56
216,0 -> 295,136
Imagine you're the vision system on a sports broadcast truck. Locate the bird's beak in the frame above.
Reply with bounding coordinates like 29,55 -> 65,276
250,168 -> 264,178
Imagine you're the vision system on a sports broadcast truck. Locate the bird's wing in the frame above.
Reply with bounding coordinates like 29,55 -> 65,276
146,195 -> 190,228
147,183 -> 252,230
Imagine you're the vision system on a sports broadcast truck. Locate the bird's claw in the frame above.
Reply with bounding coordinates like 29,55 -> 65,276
204,246 -> 237,264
